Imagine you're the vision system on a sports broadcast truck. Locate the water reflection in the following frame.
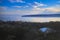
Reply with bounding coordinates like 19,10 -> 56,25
40,27 -> 56,33
21,17 -> 60,22
40,27 -> 48,32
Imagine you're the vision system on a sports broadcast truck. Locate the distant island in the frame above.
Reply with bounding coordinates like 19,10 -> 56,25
22,14 -> 60,17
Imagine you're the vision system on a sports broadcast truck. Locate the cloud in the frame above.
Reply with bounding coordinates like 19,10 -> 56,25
27,2 -> 60,14
10,5 -> 29,8
16,0 -> 25,3
0,6 -> 8,11
9,0 -> 25,3
46,7 -> 60,13
0,4 -> 60,15
30,4 -> 60,14
23,6 -> 29,8
34,2 -> 47,7
27,2 -> 47,8
44,5 -> 60,13
33,2 -> 47,8
0,8 -> 44,15
12,6 -> 22,8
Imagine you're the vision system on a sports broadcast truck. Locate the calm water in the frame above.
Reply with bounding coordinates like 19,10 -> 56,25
0,15 -> 60,22
21,17 -> 60,22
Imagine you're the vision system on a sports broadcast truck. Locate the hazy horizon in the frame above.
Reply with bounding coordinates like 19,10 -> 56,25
0,0 -> 60,22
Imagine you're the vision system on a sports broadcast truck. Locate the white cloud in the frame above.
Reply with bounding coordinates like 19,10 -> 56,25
22,5 -> 29,8
12,6 -> 22,8
0,4 -> 60,15
29,4 -> 60,14
11,5 -> 29,8
0,8 -> 44,15
27,2 -> 47,9
31,4 -> 60,14
16,0 -> 25,3
9,0 -> 25,3
46,7 -> 60,13
45,5 -> 60,13
34,2 -> 47,7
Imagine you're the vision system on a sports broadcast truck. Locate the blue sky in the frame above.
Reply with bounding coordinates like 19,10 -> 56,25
0,0 -> 60,13
0,0 -> 60,6
0,0 -> 60,22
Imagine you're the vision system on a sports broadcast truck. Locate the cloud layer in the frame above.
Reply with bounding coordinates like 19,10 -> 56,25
9,0 -> 25,3
0,4 -> 60,15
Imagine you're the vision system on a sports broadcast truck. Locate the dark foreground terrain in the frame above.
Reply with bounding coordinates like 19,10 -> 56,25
0,21 -> 60,40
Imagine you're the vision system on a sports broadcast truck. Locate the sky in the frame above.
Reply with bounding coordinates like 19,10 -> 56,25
0,0 -> 60,22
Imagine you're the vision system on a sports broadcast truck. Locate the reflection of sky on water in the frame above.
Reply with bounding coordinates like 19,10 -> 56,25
40,27 -> 48,32
21,17 -> 60,22
40,27 -> 56,33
